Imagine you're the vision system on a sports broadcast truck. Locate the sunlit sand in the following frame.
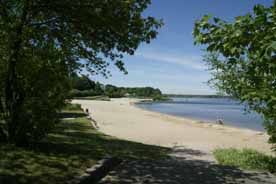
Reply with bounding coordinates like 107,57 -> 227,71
73,98 -> 272,161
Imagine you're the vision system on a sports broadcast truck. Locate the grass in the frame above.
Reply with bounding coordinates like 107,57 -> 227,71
63,103 -> 82,111
0,105 -> 169,184
213,148 -> 276,173
73,96 -> 110,101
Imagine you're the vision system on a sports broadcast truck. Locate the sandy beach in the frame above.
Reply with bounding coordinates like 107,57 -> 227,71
72,98 -> 273,160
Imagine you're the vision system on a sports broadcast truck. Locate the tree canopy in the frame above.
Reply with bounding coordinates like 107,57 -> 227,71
194,2 -> 276,150
0,0 -> 162,145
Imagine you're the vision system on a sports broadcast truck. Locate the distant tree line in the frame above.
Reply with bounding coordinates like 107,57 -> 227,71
166,94 -> 231,99
105,85 -> 162,98
70,75 -> 162,98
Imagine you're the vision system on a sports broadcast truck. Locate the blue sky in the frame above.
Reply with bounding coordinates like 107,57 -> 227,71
93,0 -> 274,95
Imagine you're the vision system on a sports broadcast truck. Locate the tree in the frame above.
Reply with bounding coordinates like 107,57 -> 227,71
72,75 -> 96,91
193,2 -> 276,150
0,0 -> 162,144
105,85 -> 124,98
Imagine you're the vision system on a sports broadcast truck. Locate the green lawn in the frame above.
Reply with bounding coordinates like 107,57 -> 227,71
214,148 -> 276,173
0,106 -> 169,184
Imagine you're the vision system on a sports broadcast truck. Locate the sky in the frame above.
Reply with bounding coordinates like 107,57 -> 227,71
93,0 -> 274,95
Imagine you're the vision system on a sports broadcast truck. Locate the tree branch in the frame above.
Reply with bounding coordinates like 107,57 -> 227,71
30,17 -> 61,27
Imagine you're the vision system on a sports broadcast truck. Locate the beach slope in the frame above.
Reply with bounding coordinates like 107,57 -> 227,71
73,98 -> 272,160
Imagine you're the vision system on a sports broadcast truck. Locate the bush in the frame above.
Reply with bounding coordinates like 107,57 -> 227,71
2,62 -> 71,146
213,148 -> 276,173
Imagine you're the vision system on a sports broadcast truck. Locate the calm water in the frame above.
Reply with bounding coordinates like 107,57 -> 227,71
136,97 -> 264,131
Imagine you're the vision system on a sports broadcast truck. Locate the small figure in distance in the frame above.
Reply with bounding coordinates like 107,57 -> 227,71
216,117 -> 224,125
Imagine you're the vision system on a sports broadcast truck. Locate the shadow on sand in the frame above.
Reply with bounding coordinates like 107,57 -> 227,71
100,147 -> 276,184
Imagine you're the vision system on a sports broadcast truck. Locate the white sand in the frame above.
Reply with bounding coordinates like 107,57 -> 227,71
73,98 -> 273,160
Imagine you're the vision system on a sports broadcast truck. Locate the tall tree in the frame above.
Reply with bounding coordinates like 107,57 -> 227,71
0,0 -> 162,144
194,2 -> 276,150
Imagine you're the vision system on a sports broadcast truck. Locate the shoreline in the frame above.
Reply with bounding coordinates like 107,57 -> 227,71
133,101 -> 265,134
72,98 -> 273,160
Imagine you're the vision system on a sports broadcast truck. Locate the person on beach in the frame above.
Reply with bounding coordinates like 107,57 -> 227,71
85,108 -> 99,129
216,117 -> 224,125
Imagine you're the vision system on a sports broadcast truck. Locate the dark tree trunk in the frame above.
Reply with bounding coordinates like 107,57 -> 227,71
5,0 -> 29,144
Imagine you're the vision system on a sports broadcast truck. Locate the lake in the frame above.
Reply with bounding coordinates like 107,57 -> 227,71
136,97 -> 264,131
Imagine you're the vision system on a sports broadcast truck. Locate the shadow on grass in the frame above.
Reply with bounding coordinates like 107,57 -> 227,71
58,112 -> 87,119
2,112 -> 275,184
0,116 -> 169,184
39,120 -> 170,161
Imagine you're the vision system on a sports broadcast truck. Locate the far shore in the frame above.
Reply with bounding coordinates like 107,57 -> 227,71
72,98 -> 273,161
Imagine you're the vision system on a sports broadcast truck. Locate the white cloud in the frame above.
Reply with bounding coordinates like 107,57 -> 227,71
135,51 -> 206,70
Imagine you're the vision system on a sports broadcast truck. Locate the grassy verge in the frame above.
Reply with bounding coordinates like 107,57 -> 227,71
63,103 -> 82,111
213,148 -> 276,173
73,96 -> 110,101
0,104 -> 169,184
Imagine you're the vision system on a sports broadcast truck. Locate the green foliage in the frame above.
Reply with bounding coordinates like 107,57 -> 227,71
131,87 -> 162,97
0,107 -> 169,184
71,84 -> 163,99
70,89 -> 104,98
0,0 -> 162,144
1,59 -> 71,144
70,74 -> 104,96
105,84 -> 125,98
152,95 -> 170,101
69,75 -> 164,99
194,3 -> 276,149
104,85 -> 163,98
213,148 -> 276,173
71,75 -> 96,91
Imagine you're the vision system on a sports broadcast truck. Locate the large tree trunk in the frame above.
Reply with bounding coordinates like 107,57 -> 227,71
5,0 -> 29,144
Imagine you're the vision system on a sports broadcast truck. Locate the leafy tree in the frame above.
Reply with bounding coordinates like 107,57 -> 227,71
194,2 -> 276,150
72,75 -> 96,91
69,74 -> 105,97
105,85 -> 124,98
95,82 -> 104,95
0,0 -> 162,144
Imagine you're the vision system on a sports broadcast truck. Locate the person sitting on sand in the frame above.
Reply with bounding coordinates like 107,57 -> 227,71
216,117 -> 224,125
